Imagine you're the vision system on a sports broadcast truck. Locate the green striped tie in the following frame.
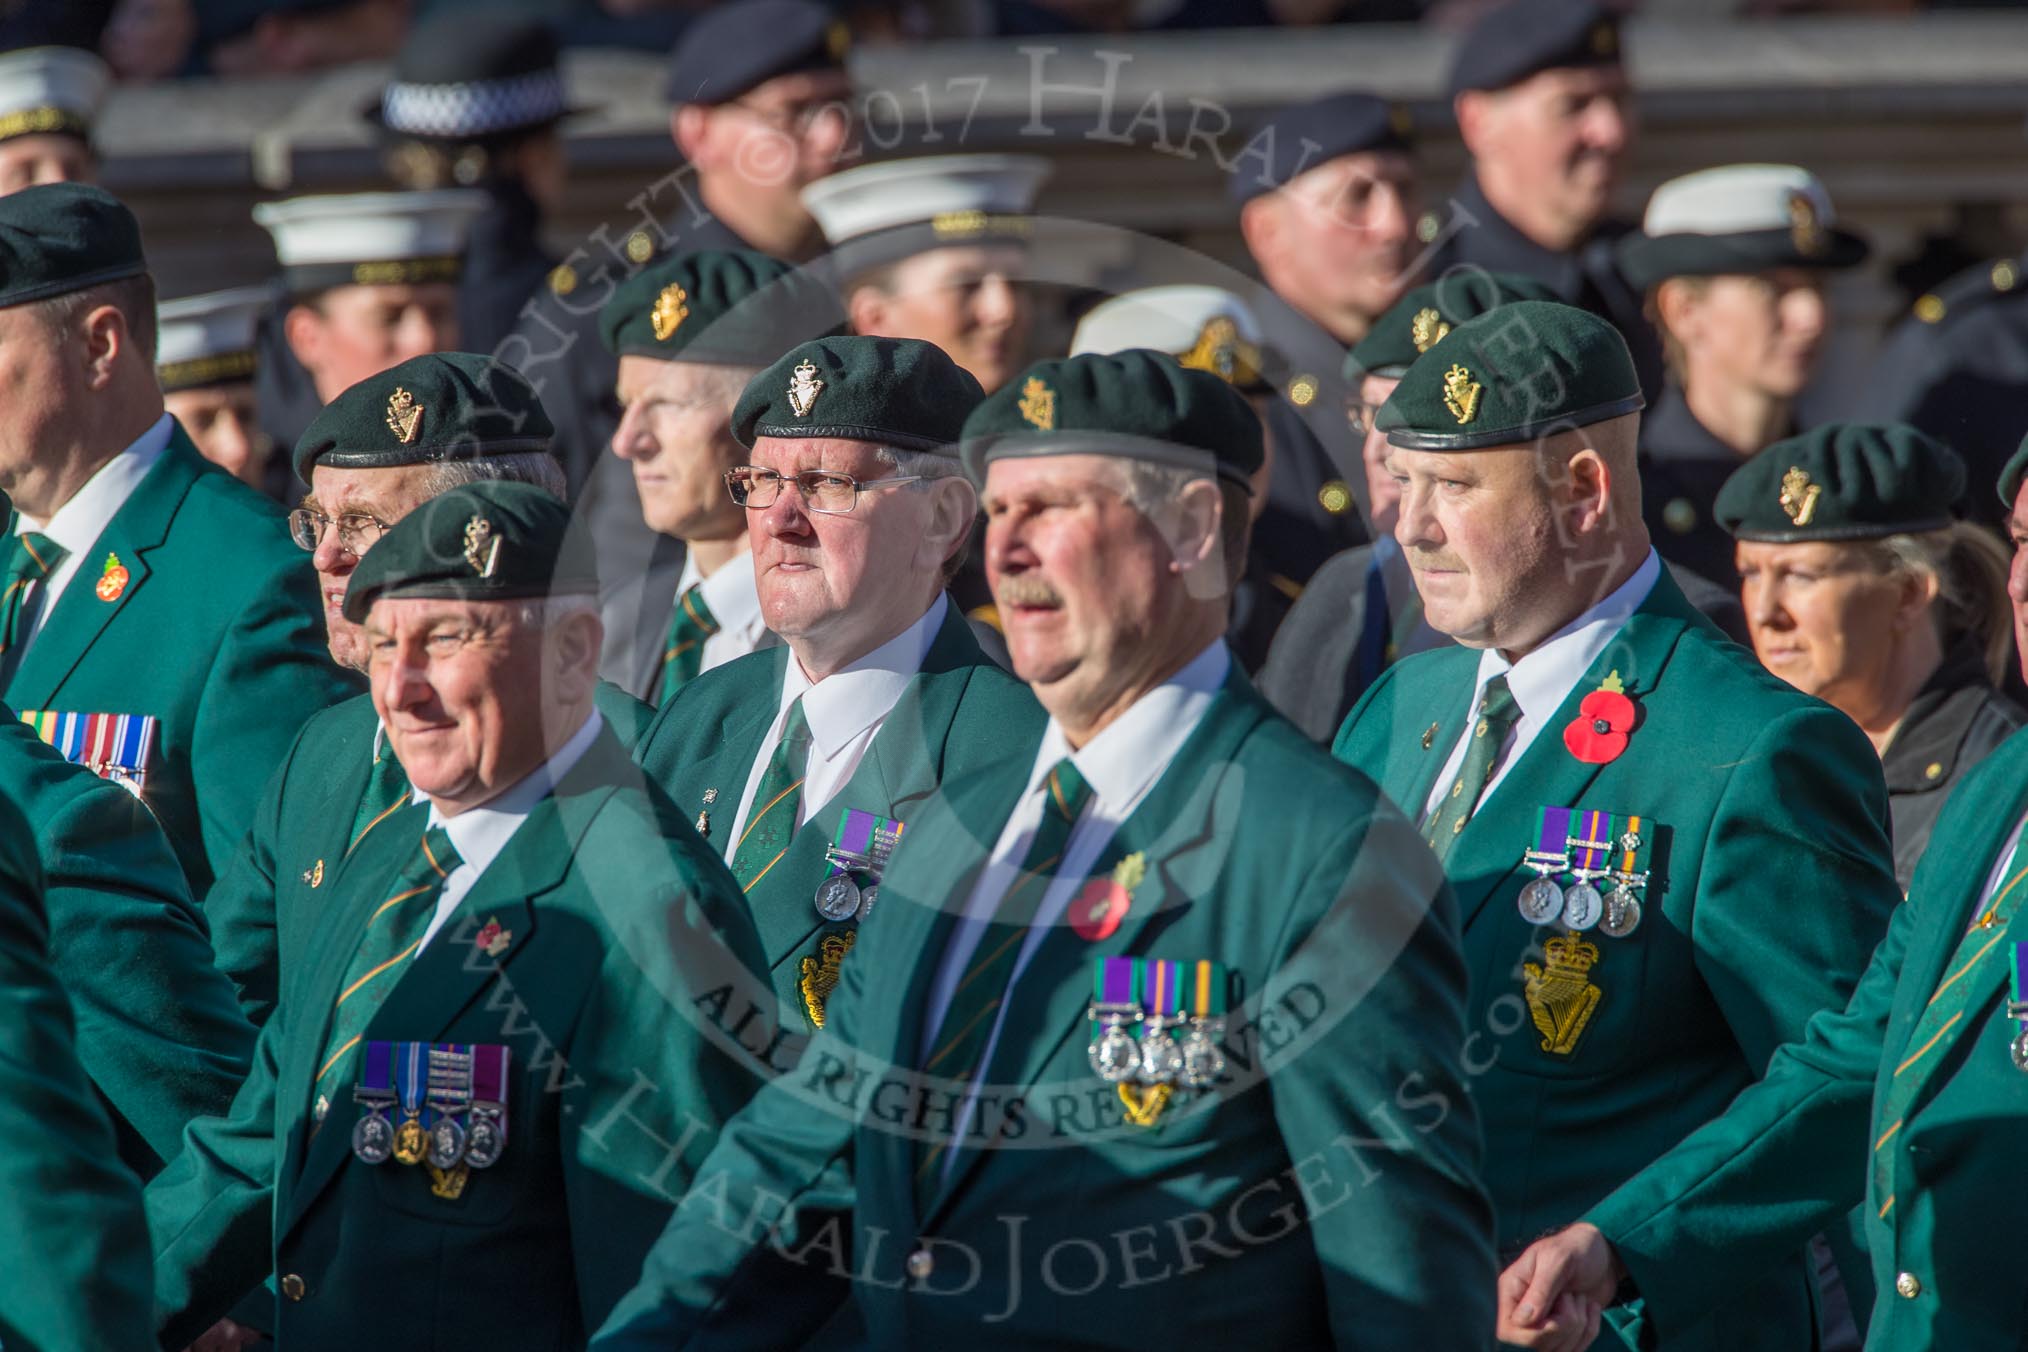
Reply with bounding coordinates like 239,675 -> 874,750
348,739 -> 412,856
309,816 -> 462,1109
0,531 -> 65,683
729,699 -> 810,892
1422,675 -> 1520,864
916,758 -> 1093,1204
1871,831 -> 2028,1220
658,582 -> 722,707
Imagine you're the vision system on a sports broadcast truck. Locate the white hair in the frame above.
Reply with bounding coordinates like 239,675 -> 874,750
419,452 -> 568,502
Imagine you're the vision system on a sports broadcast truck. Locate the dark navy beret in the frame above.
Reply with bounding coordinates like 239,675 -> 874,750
1229,92 -> 1413,206
663,0 -> 848,106
1447,0 -> 1623,100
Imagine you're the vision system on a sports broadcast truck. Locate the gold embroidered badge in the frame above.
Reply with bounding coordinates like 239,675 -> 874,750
385,386 -> 423,444
787,360 -> 824,417
1410,307 -> 1451,353
428,1163 -> 470,1199
1523,935 -> 1603,1056
1442,363 -> 1481,425
1788,191 -> 1823,257
1017,376 -> 1055,431
799,930 -> 857,1028
1779,466 -> 1821,526
1119,1082 -> 1172,1128
1177,316 -> 1259,388
651,283 -> 689,341
462,515 -> 500,578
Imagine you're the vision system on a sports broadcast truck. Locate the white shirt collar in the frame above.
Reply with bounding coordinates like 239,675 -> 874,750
1024,639 -> 1232,809
678,545 -> 764,644
18,413 -> 173,545
1471,549 -> 1661,728
418,710 -> 603,879
781,593 -> 947,760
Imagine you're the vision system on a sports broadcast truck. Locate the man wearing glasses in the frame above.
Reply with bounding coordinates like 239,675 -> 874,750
637,334 -> 1043,1057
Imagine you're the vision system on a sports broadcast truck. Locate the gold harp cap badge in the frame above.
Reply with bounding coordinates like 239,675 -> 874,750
385,386 -> 423,444
1442,363 -> 1482,425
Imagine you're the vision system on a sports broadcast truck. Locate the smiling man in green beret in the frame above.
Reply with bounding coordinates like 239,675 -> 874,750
633,333 -> 1042,1050
0,181 -> 355,896
1330,299 -> 1902,1351
146,479 -> 771,1351
599,248 -> 844,704
598,349 -> 1493,1348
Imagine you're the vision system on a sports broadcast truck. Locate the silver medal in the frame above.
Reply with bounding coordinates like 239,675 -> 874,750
1517,875 -> 1565,924
855,884 -> 878,922
1178,1024 -> 1226,1088
1139,1030 -> 1185,1085
2012,1029 -> 2028,1073
814,873 -> 860,922
352,1109 -> 394,1165
1090,1019 -> 1142,1082
427,1115 -> 467,1170
464,1108 -> 505,1168
1600,886 -> 1642,938
1561,881 -> 1603,931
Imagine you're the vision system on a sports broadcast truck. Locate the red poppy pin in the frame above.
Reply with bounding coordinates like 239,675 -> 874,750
1563,669 -> 1636,765
1071,853 -> 1146,942
474,917 -> 511,958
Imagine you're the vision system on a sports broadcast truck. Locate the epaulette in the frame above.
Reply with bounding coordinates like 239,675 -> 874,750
1910,257 -> 2024,326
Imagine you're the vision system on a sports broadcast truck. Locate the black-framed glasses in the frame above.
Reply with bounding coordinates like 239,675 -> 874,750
288,507 -> 392,555
725,466 -> 924,515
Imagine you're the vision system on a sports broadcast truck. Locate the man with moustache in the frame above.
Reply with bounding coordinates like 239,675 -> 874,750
1332,301 -> 1901,1352
597,248 -> 844,704
1497,433 -> 2028,1352
595,349 -> 1494,1349
1422,0 -> 1660,399
633,333 -> 1042,1043
202,352 -> 650,1028
144,481 -> 770,1351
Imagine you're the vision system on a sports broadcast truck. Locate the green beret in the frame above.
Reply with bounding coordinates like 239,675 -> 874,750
342,480 -> 594,623
598,249 -> 843,366
959,349 -> 1263,490
0,182 -> 144,310
1347,271 -> 1561,382
1376,300 -> 1644,451
733,335 -> 983,454
294,352 -> 554,484
1717,423 -> 1964,543
1998,432 -> 2028,509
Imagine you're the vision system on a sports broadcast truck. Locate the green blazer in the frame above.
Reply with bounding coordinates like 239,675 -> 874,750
1588,724 -> 2028,1352
597,669 -> 1497,1350
204,683 -> 654,1027
5,427 -> 359,896
144,727 -> 772,1351
1,713 -> 254,1178
1333,567 -> 1901,1352
637,600 -> 1045,1042
0,788 -> 155,1350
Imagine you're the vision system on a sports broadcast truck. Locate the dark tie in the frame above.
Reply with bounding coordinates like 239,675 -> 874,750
310,816 -> 463,1106
915,759 -> 1094,1202
729,699 -> 810,892
348,738 -> 413,856
1422,675 -> 1520,863
658,582 -> 722,706
0,531 -> 65,684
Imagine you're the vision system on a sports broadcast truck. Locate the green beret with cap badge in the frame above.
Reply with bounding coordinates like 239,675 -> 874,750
1718,423 -> 1964,543
960,349 -> 1264,490
1376,300 -> 1645,451
598,248 -> 844,366
1996,431 -> 2028,509
1347,271 -> 1561,382
293,351 -> 554,484
342,479 -> 594,622
0,181 -> 145,310
732,335 -> 983,454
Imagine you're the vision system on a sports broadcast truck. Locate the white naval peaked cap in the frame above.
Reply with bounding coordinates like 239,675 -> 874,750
1641,164 -> 1835,237
253,190 -> 485,291
802,153 -> 1051,246
1070,285 -> 1269,390
0,45 -> 111,141
157,286 -> 268,391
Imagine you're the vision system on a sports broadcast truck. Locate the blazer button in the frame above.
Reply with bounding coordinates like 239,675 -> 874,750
281,1273 -> 307,1302
1895,1272 -> 1921,1299
906,1248 -> 933,1281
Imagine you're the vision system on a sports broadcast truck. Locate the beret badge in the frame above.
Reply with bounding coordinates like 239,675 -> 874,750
650,283 -> 689,341
1779,466 -> 1821,526
787,360 -> 824,417
1410,307 -> 1451,354
385,387 -> 424,445
462,516 -> 501,578
1017,376 -> 1055,431
1442,364 -> 1482,425
1788,192 -> 1823,257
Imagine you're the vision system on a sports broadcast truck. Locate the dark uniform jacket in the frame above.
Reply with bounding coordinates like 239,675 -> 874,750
461,178 -> 557,355
1881,644 -> 2026,890
1638,381 -> 1787,591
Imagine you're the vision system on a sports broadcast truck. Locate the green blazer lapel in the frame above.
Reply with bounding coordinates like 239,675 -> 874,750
922,675 -> 1270,1227
1393,662 -> 1480,825
1447,575 -> 1701,935
8,437 -> 204,706
673,649 -> 787,857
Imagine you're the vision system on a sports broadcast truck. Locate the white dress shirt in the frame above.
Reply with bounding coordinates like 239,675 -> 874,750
675,546 -> 768,676
12,413 -> 173,653
723,594 -> 947,865
411,710 -> 603,954
920,638 -> 1231,1182
1422,549 -> 1661,822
